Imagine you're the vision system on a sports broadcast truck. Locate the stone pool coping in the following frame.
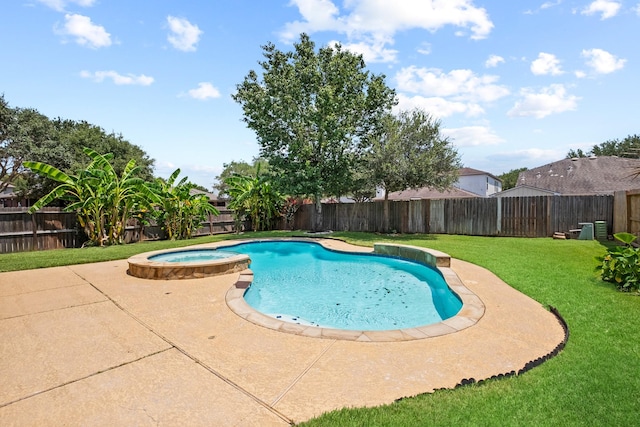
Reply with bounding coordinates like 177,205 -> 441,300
127,248 -> 250,280
220,238 -> 485,342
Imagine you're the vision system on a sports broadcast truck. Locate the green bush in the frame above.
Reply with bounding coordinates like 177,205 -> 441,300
597,232 -> 640,292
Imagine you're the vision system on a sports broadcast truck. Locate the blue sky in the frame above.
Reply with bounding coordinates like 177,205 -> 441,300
3,0 -> 639,190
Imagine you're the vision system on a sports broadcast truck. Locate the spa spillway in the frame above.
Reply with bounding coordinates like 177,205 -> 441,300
127,248 -> 250,280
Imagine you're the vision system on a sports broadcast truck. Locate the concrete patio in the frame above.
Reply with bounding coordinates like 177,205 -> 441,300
0,241 -> 566,426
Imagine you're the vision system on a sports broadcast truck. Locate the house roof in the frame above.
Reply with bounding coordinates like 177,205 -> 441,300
459,167 -> 502,182
516,156 -> 640,195
379,186 -> 479,200
492,184 -> 558,197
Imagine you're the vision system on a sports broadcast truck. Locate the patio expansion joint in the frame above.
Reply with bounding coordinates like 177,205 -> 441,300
0,281 -> 88,298
67,267 -> 295,426
269,339 -> 337,408
1,299 -> 108,321
0,347 -> 173,409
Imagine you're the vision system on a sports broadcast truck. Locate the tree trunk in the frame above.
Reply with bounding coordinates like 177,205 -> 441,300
314,195 -> 323,231
383,188 -> 390,233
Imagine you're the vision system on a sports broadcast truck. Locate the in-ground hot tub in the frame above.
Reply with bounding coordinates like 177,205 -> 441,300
127,247 -> 250,280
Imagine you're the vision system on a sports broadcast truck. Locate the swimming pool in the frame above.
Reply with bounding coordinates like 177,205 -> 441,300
222,240 -> 462,331
148,249 -> 239,263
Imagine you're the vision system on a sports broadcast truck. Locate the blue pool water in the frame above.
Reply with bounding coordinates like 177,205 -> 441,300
149,249 -> 238,263
223,240 -> 462,331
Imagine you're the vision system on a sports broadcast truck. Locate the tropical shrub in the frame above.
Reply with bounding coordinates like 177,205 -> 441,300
224,166 -> 284,232
25,148 -> 158,246
597,232 -> 640,292
151,169 -> 220,240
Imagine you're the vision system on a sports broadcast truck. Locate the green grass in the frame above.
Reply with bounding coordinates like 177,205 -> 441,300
301,233 -> 640,427
1,231 -> 638,425
0,231 -> 303,272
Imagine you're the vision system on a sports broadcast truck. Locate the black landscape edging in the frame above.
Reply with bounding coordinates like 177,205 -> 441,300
395,306 -> 570,402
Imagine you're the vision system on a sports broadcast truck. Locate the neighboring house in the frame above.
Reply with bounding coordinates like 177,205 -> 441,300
377,186 -> 478,201
495,156 -> 640,197
374,167 -> 501,201
454,167 -> 503,197
0,183 -> 23,208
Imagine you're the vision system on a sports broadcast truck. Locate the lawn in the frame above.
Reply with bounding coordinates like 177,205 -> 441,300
1,231 -> 638,426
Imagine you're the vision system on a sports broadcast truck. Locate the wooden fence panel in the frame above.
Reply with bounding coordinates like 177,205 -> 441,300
0,208 -> 81,253
0,208 -> 241,254
429,200 -> 445,233
442,198 -> 498,236
288,195 -> 613,238
500,196 -> 549,237
627,192 -> 640,236
550,195 -> 613,236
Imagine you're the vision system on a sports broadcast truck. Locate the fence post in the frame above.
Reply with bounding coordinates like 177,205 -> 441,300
31,211 -> 37,251
496,197 -> 502,235
613,190 -> 628,234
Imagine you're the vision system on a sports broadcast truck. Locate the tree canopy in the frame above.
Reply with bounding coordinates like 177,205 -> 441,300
233,33 -> 396,229
365,109 -> 460,230
498,167 -> 528,190
368,110 -> 460,200
567,134 -> 640,159
0,94 -> 155,201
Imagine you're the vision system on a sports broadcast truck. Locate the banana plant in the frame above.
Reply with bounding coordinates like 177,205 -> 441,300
25,147 -> 159,246
225,165 -> 284,231
152,169 -> 219,240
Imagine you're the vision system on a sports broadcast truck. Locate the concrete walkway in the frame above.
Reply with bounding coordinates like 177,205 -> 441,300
0,242 -> 566,426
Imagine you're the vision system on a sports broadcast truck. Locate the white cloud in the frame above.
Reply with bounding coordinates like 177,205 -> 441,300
56,13 -> 111,49
331,36 -> 398,63
167,16 -> 202,52
581,0 -> 621,19
395,93 -> 484,118
185,82 -> 221,100
80,70 -> 154,86
485,54 -> 504,68
442,126 -> 504,147
508,84 -> 579,119
541,1 -> 563,10
37,0 -> 95,12
634,3 -> 640,16
531,52 -> 563,76
281,0 -> 494,63
396,66 -> 510,103
417,42 -> 432,55
581,48 -> 626,74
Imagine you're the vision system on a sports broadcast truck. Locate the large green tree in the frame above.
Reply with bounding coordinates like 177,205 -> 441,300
233,33 -> 396,230
0,95 -> 154,201
498,167 -> 528,190
366,109 -> 460,231
567,134 -> 640,158
0,96 -> 68,193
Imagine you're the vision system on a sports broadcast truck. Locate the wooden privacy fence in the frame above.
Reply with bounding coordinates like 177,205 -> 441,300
0,208 -> 239,254
0,195 -> 619,253
0,208 -> 81,253
293,195 -> 614,237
